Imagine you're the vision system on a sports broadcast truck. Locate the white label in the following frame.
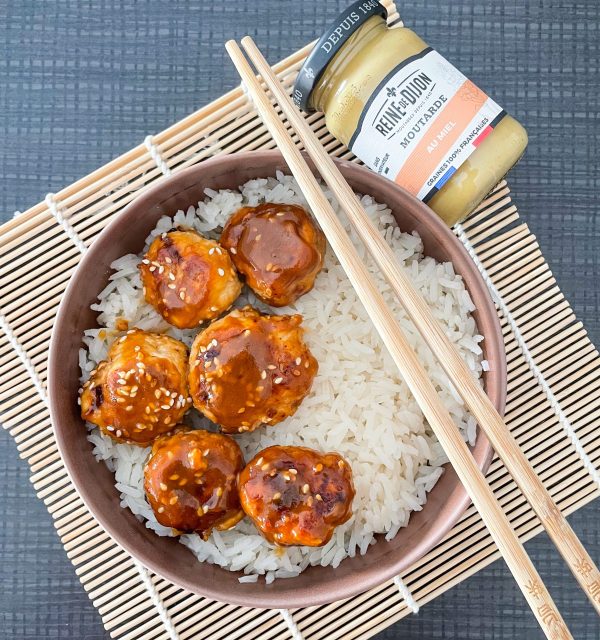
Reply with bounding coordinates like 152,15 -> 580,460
349,49 -> 504,201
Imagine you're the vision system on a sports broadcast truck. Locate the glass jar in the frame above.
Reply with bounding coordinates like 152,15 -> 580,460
294,0 -> 528,226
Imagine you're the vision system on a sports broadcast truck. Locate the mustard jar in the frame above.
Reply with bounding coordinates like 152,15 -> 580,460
294,0 -> 528,226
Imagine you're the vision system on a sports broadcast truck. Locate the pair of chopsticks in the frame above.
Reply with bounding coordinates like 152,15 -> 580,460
226,37 -> 599,639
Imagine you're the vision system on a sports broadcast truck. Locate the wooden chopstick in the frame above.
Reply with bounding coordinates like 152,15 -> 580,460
238,34 -> 600,623
225,39 -> 573,640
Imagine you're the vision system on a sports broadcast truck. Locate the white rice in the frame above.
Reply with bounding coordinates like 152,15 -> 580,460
80,172 -> 484,582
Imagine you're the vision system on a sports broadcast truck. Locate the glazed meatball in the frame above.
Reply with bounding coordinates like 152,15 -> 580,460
238,445 -> 355,546
140,230 -> 241,329
188,306 -> 318,434
144,429 -> 245,538
220,203 -> 325,307
80,329 -> 191,445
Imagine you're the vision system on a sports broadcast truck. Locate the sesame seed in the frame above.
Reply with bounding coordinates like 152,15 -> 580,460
244,329 -> 251,336
237,407 -> 245,414
203,449 -> 210,456
266,262 -> 273,271
142,259 -> 150,265
216,247 -> 222,254
160,483 -> 168,491
209,247 -> 215,255
218,268 -> 225,277
230,247 -> 237,254
134,346 -> 141,352
179,478 -> 187,486
117,379 -> 127,385
305,361 -> 310,368
202,505 -> 209,514
169,496 -> 178,505
155,390 -> 161,399
216,487 -> 223,497
106,426 -> 115,432
260,370 -> 267,380
130,385 -> 138,394
160,404 -> 170,410
261,463 -> 270,471
338,460 -> 345,468
158,506 -> 165,513
314,463 -> 323,473
168,272 -> 175,281
295,357 -> 302,365
269,469 -> 277,477
255,234 -> 262,241
179,290 -> 185,300
289,468 -> 297,475
267,364 -> 277,370
159,266 -> 164,274
307,496 -> 314,506
116,398 -> 125,404
169,474 -> 179,481
125,406 -> 134,412
168,283 -> 176,290
293,370 -> 301,377
165,257 -> 172,264
315,494 -> 323,501
273,492 -> 281,501
115,430 -> 122,437
274,377 -> 283,385
255,457 -> 263,466
210,306 -> 218,312
301,484 -> 309,494
149,266 -> 156,272
284,474 -> 291,482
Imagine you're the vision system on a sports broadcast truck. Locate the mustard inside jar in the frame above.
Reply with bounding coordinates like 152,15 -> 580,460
293,0 -> 528,226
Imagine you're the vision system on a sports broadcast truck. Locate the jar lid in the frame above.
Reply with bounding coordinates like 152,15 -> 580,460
293,1 -> 388,112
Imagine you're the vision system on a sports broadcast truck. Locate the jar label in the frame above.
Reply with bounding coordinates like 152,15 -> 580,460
349,48 -> 506,202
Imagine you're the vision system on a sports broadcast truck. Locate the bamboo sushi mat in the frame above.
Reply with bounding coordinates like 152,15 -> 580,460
1,1 -> 600,637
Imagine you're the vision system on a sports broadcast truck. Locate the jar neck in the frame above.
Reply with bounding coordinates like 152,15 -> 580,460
310,15 -> 388,114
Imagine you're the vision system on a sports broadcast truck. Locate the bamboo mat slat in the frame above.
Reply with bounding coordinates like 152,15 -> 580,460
1,1 -> 599,637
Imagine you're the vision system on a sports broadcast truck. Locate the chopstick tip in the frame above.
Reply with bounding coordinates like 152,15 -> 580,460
224,39 -> 240,54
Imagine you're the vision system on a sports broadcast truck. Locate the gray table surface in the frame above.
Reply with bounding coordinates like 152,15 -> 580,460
1,1 -> 599,638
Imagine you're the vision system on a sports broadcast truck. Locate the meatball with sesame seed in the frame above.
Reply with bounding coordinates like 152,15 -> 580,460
144,429 -> 245,538
238,445 -> 354,546
188,306 -> 318,434
139,230 -> 241,329
221,203 -> 325,307
80,329 -> 191,445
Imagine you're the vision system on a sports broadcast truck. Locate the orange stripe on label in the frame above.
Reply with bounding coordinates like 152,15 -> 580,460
394,80 -> 488,195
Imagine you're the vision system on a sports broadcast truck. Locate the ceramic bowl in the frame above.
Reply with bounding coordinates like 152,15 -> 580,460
48,150 -> 505,608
